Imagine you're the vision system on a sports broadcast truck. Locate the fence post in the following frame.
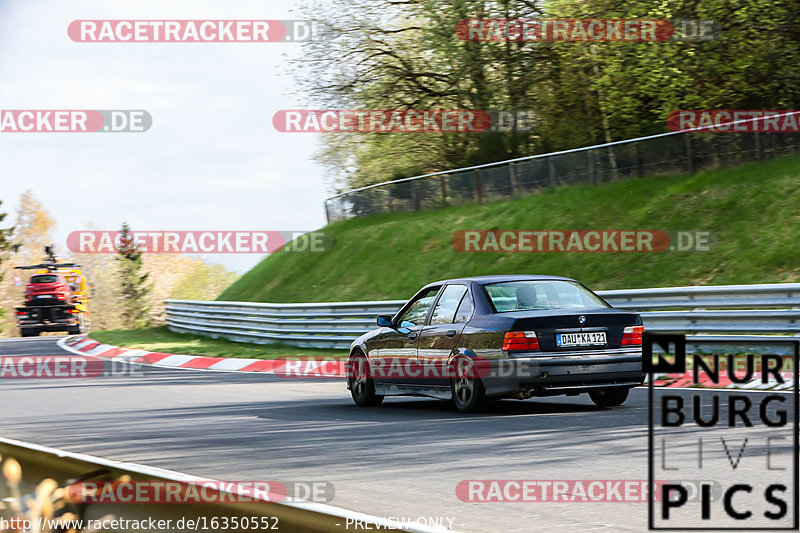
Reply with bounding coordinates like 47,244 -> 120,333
754,130 -> 763,160
410,181 -> 419,211
475,169 -> 483,204
588,149 -> 597,185
685,134 -> 694,174
508,162 -> 518,197
387,187 -> 393,212
324,200 -> 331,223
440,176 -> 448,206
635,142 -> 643,178
548,156 -> 556,186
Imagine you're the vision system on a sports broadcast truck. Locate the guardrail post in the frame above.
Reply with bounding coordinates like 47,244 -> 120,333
474,169 -> 483,204
635,142 -> 643,178
508,162 -> 518,197
440,176 -> 448,206
324,201 -> 331,223
548,155 -> 556,186
410,181 -> 419,211
754,130 -> 763,160
588,149 -> 597,184
685,134 -> 694,174
366,190 -> 374,216
387,187 -> 393,212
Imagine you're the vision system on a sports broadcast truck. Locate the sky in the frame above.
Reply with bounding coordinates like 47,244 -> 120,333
0,0 -> 328,273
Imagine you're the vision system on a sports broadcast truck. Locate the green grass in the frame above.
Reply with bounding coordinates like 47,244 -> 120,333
219,154 -> 800,303
89,326 -> 347,360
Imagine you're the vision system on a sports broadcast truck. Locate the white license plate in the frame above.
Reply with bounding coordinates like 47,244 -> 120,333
34,295 -> 51,299
556,332 -> 607,347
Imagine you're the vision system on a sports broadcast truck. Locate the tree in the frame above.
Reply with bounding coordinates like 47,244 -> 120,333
0,201 -> 19,334
72,225 -> 122,331
13,190 -> 55,264
169,260 -> 239,302
115,222 -> 151,328
297,0 -> 800,191
295,0 -> 543,190
0,191 -> 50,336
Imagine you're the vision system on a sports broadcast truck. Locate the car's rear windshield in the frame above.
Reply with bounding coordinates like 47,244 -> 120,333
483,280 -> 610,312
30,275 -> 58,283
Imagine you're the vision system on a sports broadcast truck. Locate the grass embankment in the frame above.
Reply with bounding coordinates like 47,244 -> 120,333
220,154 -> 800,303
89,326 -> 346,359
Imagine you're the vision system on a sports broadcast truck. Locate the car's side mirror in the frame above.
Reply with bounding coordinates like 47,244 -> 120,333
377,315 -> 393,327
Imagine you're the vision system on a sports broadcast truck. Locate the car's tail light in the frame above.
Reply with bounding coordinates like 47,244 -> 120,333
15,311 -> 26,316
503,331 -> 540,351
621,326 -> 644,346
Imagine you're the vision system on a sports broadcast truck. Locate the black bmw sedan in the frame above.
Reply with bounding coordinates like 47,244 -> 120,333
345,275 -> 645,413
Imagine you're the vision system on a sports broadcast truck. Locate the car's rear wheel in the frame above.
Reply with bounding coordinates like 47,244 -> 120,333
450,358 -> 488,413
348,354 -> 384,407
589,388 -> 630,408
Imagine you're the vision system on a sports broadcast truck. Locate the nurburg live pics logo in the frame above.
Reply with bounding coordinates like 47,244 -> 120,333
645,333 -> 799,530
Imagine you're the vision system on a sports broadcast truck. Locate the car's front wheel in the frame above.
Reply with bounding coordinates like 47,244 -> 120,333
589,387 -> 630,408
348,354 -> 384,407
450,358 -> 488,413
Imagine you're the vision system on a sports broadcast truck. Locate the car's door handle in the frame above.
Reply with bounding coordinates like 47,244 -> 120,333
408,332 -> 418,340
447,330 -> 456,337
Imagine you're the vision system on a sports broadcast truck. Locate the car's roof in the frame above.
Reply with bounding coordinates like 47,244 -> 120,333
427,274 -> 577,286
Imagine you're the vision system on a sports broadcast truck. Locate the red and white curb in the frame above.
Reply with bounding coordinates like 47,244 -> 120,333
57,335 -> 345,377
57,335 -> 795,389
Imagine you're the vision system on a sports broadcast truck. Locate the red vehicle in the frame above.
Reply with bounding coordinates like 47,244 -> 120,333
24,273 -> 75,306
15,246 -> 90,337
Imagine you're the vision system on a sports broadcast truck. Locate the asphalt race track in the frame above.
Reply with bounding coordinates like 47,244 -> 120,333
0,337 -> 795,532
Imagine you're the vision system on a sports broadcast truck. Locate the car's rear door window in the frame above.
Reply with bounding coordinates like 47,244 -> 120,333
429,284 -> 468,324
454,290 -> 474,323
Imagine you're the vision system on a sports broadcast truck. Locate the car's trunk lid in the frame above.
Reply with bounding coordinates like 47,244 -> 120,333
506,309 -> 641,350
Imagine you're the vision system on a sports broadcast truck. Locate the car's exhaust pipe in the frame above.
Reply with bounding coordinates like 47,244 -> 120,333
512,388 -> 537,399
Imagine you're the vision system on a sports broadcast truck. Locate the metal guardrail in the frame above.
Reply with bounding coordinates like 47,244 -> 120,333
323,112 -> 800,222
0,437 -> 437,533
165,300 -> 405,348
165,283 -> 800,351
